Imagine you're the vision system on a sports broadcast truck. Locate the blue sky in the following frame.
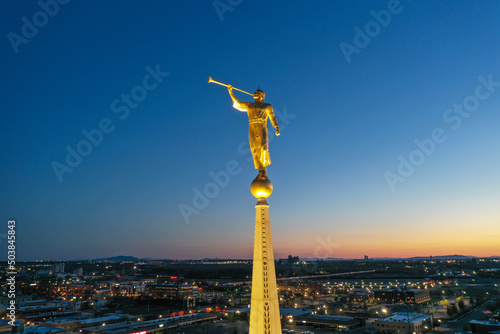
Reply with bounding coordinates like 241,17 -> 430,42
1,1 -> 500,260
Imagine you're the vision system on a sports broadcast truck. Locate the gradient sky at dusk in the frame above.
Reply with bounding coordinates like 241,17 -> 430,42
1,1 -> 500,261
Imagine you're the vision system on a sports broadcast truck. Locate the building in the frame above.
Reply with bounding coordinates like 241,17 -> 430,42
53,283 -> 91,297
147,283 -> 199,300
115,283 -> 146,296
278,281 -> 325,297
23,325 -> 69,334
470,320 -> 500,334
18,300 -> 48,308
80,313 -> 216,334
18,301 -> 80,321
374,313 -> 431,334
296,315 -> 362,330
73,268 -> 84,276
349,291 -> 374,303
40,316 -> 91,331
20,281 -> 54,299
374,288 -> 430,304
0,294 -> 34,308
52,263 -> 66,273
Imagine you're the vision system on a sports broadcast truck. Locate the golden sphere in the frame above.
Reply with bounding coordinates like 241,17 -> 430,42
250,175 -> 273,198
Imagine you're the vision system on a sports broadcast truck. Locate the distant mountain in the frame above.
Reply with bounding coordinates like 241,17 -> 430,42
70,257 -> 171,262
94,255 -> 140,261
408,255 -> 475,260
301,257 -> 347,261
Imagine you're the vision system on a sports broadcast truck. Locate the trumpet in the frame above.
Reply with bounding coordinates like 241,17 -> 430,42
208,76 -> 253,96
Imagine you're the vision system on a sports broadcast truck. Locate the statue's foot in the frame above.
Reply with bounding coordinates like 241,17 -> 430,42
258,169 -> 267,178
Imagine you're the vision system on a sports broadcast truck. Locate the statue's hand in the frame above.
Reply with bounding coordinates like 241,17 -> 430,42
227,85 -> 233,91
276,129 -> 280,136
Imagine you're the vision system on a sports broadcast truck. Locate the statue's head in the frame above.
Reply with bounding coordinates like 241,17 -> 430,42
253,89 -> 265,102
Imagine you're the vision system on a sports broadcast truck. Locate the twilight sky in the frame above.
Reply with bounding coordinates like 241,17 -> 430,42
1,1 -> 500,261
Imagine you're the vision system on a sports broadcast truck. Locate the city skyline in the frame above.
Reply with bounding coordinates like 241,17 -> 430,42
2,1 -> 500,261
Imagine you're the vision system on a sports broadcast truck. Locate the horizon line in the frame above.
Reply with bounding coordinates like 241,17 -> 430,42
7,253 -> 500,262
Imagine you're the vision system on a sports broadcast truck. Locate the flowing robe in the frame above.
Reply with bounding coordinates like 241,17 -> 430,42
232,100 -> 279,170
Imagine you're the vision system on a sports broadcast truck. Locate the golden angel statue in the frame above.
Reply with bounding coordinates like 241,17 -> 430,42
227,85 -> 280,178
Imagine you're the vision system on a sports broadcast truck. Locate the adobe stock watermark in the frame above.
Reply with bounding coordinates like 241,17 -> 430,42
339,0 -> 410,64
213,0 -> 242,22
384,74 -> 500,192
6,220 -> 17,326
51,64 -> 169,182
7,0 -> 71,54
178,106 -> 296,224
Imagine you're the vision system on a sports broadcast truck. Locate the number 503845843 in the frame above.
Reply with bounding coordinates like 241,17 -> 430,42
7,220 -> 15,269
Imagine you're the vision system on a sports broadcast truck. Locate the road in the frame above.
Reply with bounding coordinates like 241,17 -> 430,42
439,302 -> 489,333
